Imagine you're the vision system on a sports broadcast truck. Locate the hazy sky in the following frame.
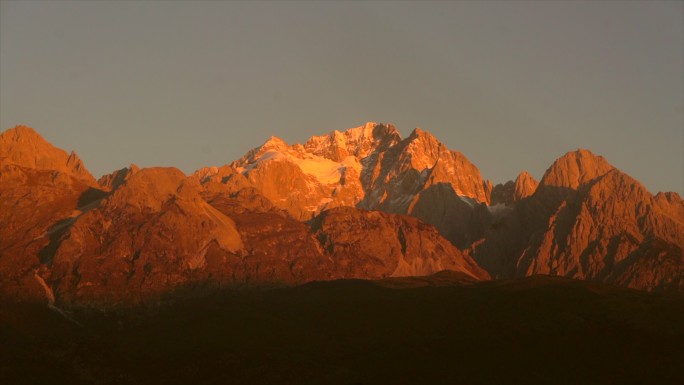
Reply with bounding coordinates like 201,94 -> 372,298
1,1 -> 682,194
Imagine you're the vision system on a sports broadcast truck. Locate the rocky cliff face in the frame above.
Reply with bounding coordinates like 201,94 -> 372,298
491,171 -> 539,206
0,163 -> 103,303
46,168 -> 248,305
310,207 -> 489,281
0,129 -> 107,302
224,122 -> 493,252
228,122 -> 490,221
97,164 -> 140,191
0,125 -> 97,186
539,149 -> 614,190
514,171 -> 539,201
358,127 -> 490,212
474,150 -> 684,291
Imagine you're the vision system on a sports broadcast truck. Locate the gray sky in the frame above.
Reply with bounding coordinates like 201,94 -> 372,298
1,1 -> 682,194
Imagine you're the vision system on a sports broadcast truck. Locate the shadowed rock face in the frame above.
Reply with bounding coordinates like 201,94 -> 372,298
97,164 -> 139,191
492,171 -> 539,206
406,183 -> 492,249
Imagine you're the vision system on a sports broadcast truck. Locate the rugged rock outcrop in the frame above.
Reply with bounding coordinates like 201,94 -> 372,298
0,126 -> 105,302
358,127 -> 489,212
310,207 -> 489,280
491,171 -> 539,206
539,149 -> 614,191
32,167 -> 250,305
0,125 -> 97,185
514,171 -> 539,201
225,122 -> 493,250
474,149 -> 684,291
0,163 -> 103,303
97,164 -> 140,191
229,122 -> 490,221
406,183 -> 492,249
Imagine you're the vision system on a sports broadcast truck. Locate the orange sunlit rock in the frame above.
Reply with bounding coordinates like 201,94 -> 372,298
0,125 -> 682,306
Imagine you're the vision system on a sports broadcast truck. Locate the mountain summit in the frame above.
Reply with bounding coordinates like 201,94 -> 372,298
474,150 -> 684,291
539,149 -> 614,190
226,122 -> 490,220
0,125 -> 96,185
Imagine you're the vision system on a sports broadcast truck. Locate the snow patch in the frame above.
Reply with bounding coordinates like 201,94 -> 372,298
457,194 -> 477,207
238,147 -> 363,187
390,193 -> 415,207
344,122 -> 376,142
298,157 -> 344,185
487,203 -> 513,217
236,150 -> 286,173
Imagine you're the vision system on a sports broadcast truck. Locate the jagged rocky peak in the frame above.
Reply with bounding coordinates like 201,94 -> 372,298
514,171 -> 538,201
262,135 -> 290,151
190,164 -> 258,201
245,135 -> 291,162
0,125 -> 96,185
105,166 -> 189,211
226,122 -> 406,220
408,127 -> 437,140
584,169 -> 651,205
401,128 -> 443,169
490,181 -> 515,206
515,166 -> 684,290
302,122 -> 402,161
406,127 -> 442,150
579,168 -> 683,244
229,135 -> 290,169
654,191 -> 684,222
98,164 -> 140,191
539,149 -> 614,190
191,164 -> 248,184
397,128 -> 489,204
228,122 -> 492,219
191,166 -> 221,182
655,191 -> 684,204
474,149 -> 684,291
0,125 -> 41,148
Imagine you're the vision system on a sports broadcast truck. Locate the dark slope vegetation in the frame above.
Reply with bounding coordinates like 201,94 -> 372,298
2,274 -> 683,385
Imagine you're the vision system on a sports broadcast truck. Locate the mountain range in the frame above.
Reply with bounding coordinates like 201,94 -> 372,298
1,122 -> 682,308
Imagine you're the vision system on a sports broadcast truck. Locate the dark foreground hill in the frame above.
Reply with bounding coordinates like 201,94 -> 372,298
2,273 -> 683,385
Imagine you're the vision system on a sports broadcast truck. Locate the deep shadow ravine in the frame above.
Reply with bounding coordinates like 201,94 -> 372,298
2,274 -> 683,385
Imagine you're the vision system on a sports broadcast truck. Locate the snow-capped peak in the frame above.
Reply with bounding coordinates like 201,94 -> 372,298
261,136 -> 289,151
344,121 -> 377,142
